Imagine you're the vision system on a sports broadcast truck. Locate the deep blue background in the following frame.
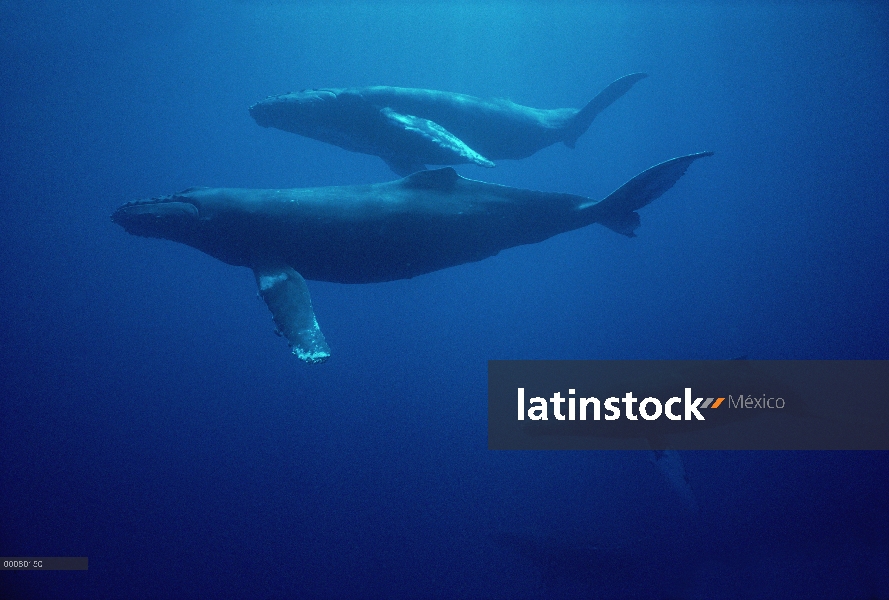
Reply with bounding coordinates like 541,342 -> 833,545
1,2 -> 887,598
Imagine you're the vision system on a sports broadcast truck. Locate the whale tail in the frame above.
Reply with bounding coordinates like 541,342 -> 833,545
580,151 -> 714,237
563,73 -> 648,149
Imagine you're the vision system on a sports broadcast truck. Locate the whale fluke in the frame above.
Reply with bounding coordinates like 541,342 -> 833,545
563,72 -> 649,149
581,151 -> 714,237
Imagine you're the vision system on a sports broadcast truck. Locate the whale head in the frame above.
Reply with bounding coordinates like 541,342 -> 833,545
112,187 -> 265,267
112,190 -> 203,242
248,89 -> 340,131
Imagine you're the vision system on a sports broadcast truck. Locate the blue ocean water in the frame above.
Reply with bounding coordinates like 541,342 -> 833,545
1,1 -> 887,598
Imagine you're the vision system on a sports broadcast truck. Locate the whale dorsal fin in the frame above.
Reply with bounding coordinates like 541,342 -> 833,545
400,167 -> 462,190
383,156 -> 427,177
252,263 -> 330,364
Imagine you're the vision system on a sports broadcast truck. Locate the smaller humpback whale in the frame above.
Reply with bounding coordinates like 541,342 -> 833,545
112,152 -> 711,362
249,73 -> 647,176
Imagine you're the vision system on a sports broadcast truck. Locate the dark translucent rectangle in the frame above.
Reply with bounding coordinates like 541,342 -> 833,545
0,557 -> 88,570
488,360 -> 889,450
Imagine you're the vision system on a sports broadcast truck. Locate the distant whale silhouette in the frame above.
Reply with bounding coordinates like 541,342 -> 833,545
249,73 -> 648,176
112,152 -> 711,363
492,529 -> 697,596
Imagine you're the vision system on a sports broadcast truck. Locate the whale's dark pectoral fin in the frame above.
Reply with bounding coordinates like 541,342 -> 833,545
583,151 -> 713,237
253,264 -> 330,364
380,107 -> 495,172
647,447 -> 700,513
563,72 -> 649,148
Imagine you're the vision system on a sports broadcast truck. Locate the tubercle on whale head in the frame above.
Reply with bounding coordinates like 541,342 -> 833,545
248,89 -> 339,129
110,194 -> 201,241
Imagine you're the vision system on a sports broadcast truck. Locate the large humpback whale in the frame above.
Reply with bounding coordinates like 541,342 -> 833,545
112,152 -> 711,363
249,73 -> 648,176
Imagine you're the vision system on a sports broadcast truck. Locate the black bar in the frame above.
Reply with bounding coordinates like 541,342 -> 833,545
1,557 -> 88,570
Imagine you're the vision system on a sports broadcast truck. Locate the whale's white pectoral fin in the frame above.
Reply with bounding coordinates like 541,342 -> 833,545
380,107 -> 495,169
253,264 -> 330,364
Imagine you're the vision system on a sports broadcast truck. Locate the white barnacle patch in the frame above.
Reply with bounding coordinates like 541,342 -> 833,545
292,346 -> 330,364
258,273 -> 287,291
